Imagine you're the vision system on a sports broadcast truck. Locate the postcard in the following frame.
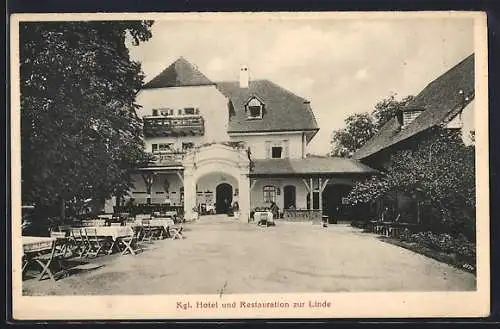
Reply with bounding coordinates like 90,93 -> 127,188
10,11 -> 489,320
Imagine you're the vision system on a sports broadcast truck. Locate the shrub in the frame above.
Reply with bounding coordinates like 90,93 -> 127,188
401,231 -> 476,259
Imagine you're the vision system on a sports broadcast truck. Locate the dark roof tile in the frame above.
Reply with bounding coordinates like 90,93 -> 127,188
216,80 -> 319,134
143,57 -> 214,89
353,53 -> 474,160
251,158 -> 377,175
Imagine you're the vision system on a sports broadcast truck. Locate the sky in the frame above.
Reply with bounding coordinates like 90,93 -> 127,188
128,15 -> 474,154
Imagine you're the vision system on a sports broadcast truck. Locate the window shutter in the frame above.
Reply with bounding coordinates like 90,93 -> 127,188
265,141 -> 271,158
283,140 -> 289,158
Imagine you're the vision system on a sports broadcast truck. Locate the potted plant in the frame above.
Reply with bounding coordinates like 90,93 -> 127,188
232,201 -> 240,219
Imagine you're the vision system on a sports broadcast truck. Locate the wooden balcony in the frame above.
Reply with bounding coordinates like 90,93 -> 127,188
149,151 -> 185,167
143,115 -> 205,137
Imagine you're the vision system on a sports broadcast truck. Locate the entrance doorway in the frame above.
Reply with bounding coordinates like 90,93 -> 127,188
322,184 -> 352,221
216,183 -> 233,214
283,185 -> 296,209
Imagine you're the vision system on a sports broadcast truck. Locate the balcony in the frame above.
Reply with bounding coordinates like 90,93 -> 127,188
143,115 -> 205,138
149,151 -> 185,167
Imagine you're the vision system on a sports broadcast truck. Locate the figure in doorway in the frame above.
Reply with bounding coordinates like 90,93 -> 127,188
269,201 -> 279,221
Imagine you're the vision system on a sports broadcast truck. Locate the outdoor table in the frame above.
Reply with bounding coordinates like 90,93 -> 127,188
22,236 -> 63,281
132,219 -> 175,239
23,236 -> 55,253
81,226 -> 134,254
254,211 -> 274,226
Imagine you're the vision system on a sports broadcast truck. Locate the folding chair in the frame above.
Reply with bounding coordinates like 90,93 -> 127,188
50,231 -> 71,257
70,228 -> 88,257
31,239 -> 67,281
169,225 -> 184,240
140,220 -> 155,243
83,228 -> 110,258
120,226 -> 143,255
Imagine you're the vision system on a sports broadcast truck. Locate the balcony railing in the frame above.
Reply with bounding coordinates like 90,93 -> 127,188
143,115 -> 205,137
149,151 -> 185,167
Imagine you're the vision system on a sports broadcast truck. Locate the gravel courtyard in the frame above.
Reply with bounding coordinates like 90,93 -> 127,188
23,215 -> 476,295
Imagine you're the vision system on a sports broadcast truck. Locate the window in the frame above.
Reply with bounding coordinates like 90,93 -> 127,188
246,97 -> 263,119
248,106 -> 262,119
154,143 -> 174,153
263,185 -> 277,203
178,109 -> 182,115
184,107 -> 195,115
271,147 -> 282,159
182,142 -> 194,151
152,109 -> 158,116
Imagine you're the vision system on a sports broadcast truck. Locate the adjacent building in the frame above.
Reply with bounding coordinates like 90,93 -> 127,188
352,53 -> 475,223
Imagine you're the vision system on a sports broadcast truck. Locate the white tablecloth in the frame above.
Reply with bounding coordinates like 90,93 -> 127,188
82,226 -> 134,240
23,236 -> 56,253
254,211 -> 274,221
132,219 -> 175,230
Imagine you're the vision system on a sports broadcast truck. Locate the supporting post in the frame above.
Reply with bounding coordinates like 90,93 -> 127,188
302,179 -> 311,191
309,177 -> 313,210
320,178 -> 330,192
175,171 -> 184,184
141,172 -> 155,205
250,178 -> 258,190
318,178 -> 323,213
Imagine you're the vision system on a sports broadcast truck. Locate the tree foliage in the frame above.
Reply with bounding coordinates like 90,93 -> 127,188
330,94 -> 414,157
330,113 -> 377,157
20,21 -> 154,218
372,94 -> 415,129
346,128 -> 476,237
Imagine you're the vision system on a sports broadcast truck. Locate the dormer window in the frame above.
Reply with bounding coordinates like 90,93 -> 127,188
245,96 -> 264,120
184,107 -> 195,115
401,108 -> 424,129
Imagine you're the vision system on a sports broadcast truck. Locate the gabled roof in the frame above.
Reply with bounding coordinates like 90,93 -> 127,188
353,53 -> 474,160
216,80 -> 319,135
143,57 -> 215,89
250,157 -> 377,176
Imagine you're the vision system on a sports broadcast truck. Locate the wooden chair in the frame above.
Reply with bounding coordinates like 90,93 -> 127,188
120,226 -> 143,255
140,219 -> 157,243
31,239 -> 67,281
50,231 -> 71,257
70,228 -> 88,257
169,225 -> 184,240
83,228 -> 110,257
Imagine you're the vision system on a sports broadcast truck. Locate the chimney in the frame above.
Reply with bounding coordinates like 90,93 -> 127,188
240,65 -> 249,88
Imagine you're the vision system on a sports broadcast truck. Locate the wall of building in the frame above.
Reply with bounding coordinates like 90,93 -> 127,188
229,132 -> 304,159
250,176 -> 357,211
251,177 -> 308,210
136,85 -> 230,152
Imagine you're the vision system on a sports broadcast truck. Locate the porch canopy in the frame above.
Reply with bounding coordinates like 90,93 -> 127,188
250,157 -> 378,217
250,157 -> 377,177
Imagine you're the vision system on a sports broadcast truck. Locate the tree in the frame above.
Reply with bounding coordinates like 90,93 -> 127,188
330,113 -> 377,157
20,21 -> 154,222
346,128 -> 475,239
330,94 -> 414,157
371,94 -> 415,129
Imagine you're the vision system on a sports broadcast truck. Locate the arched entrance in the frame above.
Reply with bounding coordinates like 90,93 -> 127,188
216,183 -> 233,214
322,184 -> 353,221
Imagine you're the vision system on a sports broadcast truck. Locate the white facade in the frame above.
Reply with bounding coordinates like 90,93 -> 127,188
229,132 -> 305,159
136,85 -> 230,153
